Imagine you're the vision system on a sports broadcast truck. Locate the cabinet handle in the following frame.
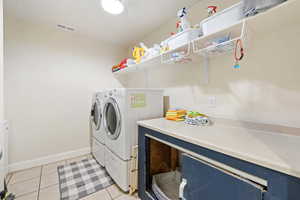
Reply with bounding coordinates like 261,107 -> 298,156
179,178 -> 187,200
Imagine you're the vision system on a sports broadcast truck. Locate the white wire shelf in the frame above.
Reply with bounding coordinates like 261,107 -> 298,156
161,42 -> 192,64
113,55 -> 161,77
193,21 -> 246,56
114,21 -> 246,76
113,0 -> 296,77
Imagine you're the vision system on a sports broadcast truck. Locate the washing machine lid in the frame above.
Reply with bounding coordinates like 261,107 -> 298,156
91,98 -> 102,131
103,97 -> 121,140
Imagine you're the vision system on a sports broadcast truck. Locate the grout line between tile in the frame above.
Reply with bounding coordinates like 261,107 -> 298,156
14,191 -> 36,199
6,174 -> 12,185
106,188 -> 113,200
37,166 -> 43,200
8,176 -> 40,186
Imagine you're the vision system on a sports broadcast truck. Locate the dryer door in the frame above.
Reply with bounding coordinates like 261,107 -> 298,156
91,99 -> 102,131
103,97 -> 121,140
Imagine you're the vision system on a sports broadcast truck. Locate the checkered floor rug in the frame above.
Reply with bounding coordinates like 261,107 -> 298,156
57,157 -> 114,200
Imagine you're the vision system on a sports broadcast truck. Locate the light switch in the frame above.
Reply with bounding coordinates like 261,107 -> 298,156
208,96 -> 216,107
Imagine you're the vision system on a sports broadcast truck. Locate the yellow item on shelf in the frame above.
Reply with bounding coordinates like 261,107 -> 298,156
132,47 -> 145,64
165,109 -> 187,121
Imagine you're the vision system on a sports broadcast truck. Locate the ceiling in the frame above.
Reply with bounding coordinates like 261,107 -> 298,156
4,0 -> 201,46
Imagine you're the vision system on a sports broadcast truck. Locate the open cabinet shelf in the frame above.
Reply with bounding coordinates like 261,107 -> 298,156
113,0 -> 298,77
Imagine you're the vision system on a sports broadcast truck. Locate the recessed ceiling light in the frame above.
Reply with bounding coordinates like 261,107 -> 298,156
101,0 -> 124,15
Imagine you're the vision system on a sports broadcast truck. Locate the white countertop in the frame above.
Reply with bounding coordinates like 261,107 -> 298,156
138,118 -> 300,179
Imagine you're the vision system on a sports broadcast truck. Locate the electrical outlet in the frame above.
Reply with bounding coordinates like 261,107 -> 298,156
208,96 -> 216,107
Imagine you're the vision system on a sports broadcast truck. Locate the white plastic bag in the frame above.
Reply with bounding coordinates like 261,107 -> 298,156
242,0 -> 286,16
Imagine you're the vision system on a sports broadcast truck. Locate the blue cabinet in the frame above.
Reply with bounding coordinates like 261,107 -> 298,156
138,126 -> 300,200
181,154 -> 264,200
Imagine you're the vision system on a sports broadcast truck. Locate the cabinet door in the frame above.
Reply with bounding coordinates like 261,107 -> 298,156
181,154 -> 264,200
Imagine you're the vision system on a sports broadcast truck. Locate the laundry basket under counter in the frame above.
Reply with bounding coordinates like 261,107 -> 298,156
152,170 -> 181,200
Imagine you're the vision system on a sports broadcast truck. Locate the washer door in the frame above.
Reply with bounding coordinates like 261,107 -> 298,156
103,97 -> 121,140
91,99 -> 102,131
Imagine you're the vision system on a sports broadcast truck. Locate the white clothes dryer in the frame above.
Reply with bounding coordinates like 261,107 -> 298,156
103,88 -> 163,191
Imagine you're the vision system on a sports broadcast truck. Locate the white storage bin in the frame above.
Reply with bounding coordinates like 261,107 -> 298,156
164,28 -> 201,50
200,2 -> 244,36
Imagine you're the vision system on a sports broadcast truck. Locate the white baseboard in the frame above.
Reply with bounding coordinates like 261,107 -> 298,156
8,147 -> 91,173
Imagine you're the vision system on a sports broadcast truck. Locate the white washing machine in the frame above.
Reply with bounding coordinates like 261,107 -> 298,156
90,92 -> 106,167
103,88 -> 163,191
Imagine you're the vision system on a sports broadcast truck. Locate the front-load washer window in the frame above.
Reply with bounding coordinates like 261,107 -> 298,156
107,104 -> 117,132
104,98 -> 121,140
91,100 -> 101,131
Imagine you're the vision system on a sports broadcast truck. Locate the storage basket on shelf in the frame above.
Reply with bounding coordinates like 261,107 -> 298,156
200,2 -> 244,36
193,21 -> 246,56
164,28 -> 201,50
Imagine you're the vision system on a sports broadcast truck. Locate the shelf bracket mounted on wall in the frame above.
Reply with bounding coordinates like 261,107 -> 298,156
202,54 -> 209,84
143,69 -> 149,88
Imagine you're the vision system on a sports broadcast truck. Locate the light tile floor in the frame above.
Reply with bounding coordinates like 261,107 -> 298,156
6,154 -> 140,200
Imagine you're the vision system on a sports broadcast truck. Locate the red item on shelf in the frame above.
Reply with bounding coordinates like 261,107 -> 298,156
234,39 -> 244,61
119,59 -> 128,68
208,6 -> 218,16
112,58 -> 128,72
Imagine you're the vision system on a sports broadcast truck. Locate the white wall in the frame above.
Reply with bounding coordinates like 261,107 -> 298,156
4,17 -> 127,165
124,0 -> 300,128
0,0 -> 3,121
